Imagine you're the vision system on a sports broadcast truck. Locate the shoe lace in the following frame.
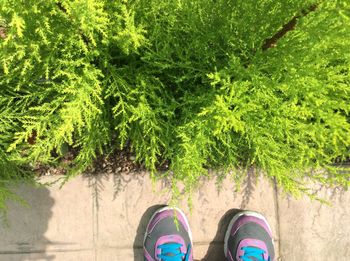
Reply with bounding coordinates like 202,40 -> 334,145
239,246 -> 270,261
157,243 -> 191,261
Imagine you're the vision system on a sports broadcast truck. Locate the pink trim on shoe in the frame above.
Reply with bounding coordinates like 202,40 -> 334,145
147,209 -> 189,234
227,250 -> 235,261
236,239 -> 268,261
230,216 -> 272,237
144,246 -> 155,261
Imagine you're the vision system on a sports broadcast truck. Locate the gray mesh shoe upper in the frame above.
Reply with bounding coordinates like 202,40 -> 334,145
143,207 -> 193,261
224,211 -> 275,261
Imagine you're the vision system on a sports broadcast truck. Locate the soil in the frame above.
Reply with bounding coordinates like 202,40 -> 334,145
33,148 -> 146,177
0,26 -> 6,39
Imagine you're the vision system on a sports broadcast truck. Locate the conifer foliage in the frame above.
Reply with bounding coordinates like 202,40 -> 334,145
0,0 -> 349,212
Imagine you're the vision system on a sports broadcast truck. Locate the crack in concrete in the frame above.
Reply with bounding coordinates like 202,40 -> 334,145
273,177 -> 282,260
91,176 -> 99,261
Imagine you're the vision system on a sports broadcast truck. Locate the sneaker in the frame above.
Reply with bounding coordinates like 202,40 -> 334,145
224,210 -> 275,261
143,206 -> 193,261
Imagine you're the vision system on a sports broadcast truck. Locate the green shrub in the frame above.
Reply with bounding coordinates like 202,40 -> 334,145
0,148 -> 30,219
0,0 -> 349,210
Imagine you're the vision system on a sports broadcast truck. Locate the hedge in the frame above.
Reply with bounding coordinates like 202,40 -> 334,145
1,0 -> 349,215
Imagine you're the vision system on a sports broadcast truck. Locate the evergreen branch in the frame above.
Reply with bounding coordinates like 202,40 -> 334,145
262,3 -> 319,50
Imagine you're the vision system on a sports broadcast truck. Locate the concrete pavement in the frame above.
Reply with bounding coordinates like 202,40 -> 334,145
0,171 -> 349,260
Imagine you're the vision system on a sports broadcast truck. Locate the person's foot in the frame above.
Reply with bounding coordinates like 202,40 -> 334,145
224,210 -> 275,261
143,206 -> 193,261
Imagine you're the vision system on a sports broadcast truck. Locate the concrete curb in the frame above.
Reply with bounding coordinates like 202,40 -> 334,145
0,172 -> 349,260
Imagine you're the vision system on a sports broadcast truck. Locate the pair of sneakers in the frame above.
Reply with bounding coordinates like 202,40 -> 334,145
144,206 -> 275,261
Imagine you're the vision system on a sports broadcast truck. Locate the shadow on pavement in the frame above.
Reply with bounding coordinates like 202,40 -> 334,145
239,169 -> 257,209
133,204 -> 167,260
201,208 -> 241,261
0,184 -> 54,260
